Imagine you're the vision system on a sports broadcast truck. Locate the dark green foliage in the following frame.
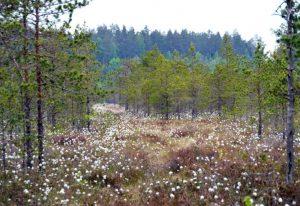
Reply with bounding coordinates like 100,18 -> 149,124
92,25 -> 255,63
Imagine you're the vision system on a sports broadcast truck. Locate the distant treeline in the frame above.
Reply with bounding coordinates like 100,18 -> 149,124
92,25 -> 255,63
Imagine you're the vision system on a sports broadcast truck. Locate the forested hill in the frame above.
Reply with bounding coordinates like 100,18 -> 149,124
92,25 -> 255,63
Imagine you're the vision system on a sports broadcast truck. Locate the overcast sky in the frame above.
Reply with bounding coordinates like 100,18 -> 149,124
71,0 -> 284,52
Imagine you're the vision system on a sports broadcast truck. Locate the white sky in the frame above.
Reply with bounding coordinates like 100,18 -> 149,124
71,0 -> 284,52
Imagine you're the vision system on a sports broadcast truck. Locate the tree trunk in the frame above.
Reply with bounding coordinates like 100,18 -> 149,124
274,109 -> 279,131
258,110 -> 262,138
71,99 -> 75,129
164,95 -> 169,120
146,103 -> 150,117
217,96 -> 222,117
50,105 -> 56,129
176,104 -> 181,120
281,103 -> 286,139
191,91 -> 198,120
35,2 -> 44,172
86,96 -> 91,132
145,94 -> 150,117
257,86 -> 262,138
22,0 -> 33,169
135,102 -> 139,114
1,124 -> 6,171
24,87 -> 32,169
192,108 -> 196,119
285,0 -> 295,184
9,128 -> 13,156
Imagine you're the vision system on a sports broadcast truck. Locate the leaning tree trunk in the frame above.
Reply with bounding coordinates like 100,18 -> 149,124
35,2 -> 44,172
285,0 -> 295,184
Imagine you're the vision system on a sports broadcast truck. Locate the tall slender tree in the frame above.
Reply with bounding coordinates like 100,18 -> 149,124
29,0 -> 89,171
277,0 -> 299,184
252,42 -> 268,138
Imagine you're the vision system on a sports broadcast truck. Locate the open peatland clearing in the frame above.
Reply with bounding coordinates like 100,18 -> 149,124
0,104 -> 299,205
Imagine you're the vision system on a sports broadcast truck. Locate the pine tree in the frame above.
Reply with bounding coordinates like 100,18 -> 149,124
277,0 -> 299,184
252,42 -> 268,138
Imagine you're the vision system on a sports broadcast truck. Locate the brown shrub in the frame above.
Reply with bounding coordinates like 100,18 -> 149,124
198,145 -> 218,159
171,125 -> 197,138
115,135 -> 126,141
168,159 -> 181,172
140,133 -> 166,145
84,170 -> 121,193
124,150 -> 149,166
168,146 -> 200,171
52,134 -> 86,145
197,118 -> 212,124
279,183 -> 300,204
167,145 -> 219,172
218,161 -> 245,179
